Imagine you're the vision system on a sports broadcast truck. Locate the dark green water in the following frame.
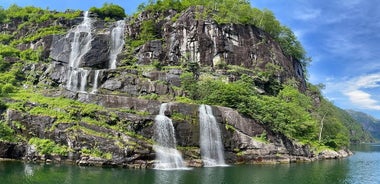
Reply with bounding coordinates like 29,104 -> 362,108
1,144 -> 379,184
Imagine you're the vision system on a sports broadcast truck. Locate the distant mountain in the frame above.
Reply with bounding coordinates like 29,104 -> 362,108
347,110 -> 380,140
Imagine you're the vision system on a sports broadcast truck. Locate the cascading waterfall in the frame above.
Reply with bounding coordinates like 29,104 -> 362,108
66,11 -> 92,91
91,70 -> 101,94
199,104 -> 227,167
79,69 -> 89,92
109,20 -> 125,69
153,103 -> 187,170
66,70 -> 78,91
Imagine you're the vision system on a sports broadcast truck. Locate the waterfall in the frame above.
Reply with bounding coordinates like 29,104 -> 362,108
68,11 -> 92,68
199,104 -> 227,167
153,103 -> 187,170
79,69 -> 89,92
66,11 -> 92,92
91,70 -> 101,94
109,20 -> 125,69
66,70 -> 78,91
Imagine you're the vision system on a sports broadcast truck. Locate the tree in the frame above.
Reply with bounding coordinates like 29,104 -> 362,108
0,7 -> 6,23
90,3 -> 126,20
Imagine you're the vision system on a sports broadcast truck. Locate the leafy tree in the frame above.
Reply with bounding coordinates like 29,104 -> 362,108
90,3 -> 126,20
0,7 -> 6,23
131,20 -> 158,47
278,26 -> 309,68
0,121 -> 15,142
180,72 -> 199,99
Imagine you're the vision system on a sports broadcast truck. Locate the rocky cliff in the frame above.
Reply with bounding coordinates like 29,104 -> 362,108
43,7 -> 305,96
0,7 -> 351,168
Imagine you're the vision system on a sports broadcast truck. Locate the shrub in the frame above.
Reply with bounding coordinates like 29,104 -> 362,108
90,3 -> 126,20
0,121 -> 15,142
28,137 -> 69,155
1,83 -> 15,95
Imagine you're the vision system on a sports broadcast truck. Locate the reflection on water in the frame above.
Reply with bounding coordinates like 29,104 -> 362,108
154,170 -> 184,184
0,144 -> 379,184
24,163 -> 34,176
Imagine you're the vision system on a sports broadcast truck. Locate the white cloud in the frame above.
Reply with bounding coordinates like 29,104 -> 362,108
342,73 -> 380,110
345,90 -> 380,110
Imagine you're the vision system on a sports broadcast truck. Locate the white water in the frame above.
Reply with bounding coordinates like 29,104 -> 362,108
68,11 -> 92,68
153,103 -> 188,170
66,70 -> 78,91
109,20 -> 125,69
199,104 -> 227,167
66,11 -> 92,91
91,70 -> 101,94
79,69 -> 89,92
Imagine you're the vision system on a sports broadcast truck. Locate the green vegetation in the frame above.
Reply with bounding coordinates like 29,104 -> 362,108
2,4 -> 80,23
0,121 -> 16,142
28,137 -> 69,155
0,5 -> 81,98
89,3 -> 126,20
179,71 -> 361,149
130,20 -> 158,47
7,89 -> 110,125
81,147 -> 113,160
347,110 -> 380,140
11,26 -> 66,46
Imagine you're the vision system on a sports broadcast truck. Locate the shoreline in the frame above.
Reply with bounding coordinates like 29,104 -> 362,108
0,146 -> 353,169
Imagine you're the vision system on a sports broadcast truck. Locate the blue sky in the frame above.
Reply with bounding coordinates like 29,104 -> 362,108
2,0 -> 380,118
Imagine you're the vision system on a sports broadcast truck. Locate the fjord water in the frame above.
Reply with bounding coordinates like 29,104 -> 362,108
1,144 -> 379,184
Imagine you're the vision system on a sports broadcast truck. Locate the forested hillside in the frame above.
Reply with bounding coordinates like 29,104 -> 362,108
347,110 -> 380,140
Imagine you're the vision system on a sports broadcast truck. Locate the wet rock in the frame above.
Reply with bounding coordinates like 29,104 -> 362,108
80,34 -> 110,68
0,142 -> 26,159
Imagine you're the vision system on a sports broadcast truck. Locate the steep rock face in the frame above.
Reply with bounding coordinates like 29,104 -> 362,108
129,7 -> 305,87
44,7 -> 305,95
5,108 -> 156,168
50,33 -> 111,68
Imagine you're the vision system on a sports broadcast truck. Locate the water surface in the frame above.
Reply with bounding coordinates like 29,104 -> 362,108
1,144 -> 379,184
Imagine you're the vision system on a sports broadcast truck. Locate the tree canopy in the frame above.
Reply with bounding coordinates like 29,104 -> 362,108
89,3 -> 126,20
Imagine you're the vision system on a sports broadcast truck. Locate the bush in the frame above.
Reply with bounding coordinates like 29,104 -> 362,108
0,56 -> 10,72
0,121 -> 15,142
0,44 -> 20,57
1,83 -> 15,95
28,137 -> 69,155
90,3 -> 126,20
